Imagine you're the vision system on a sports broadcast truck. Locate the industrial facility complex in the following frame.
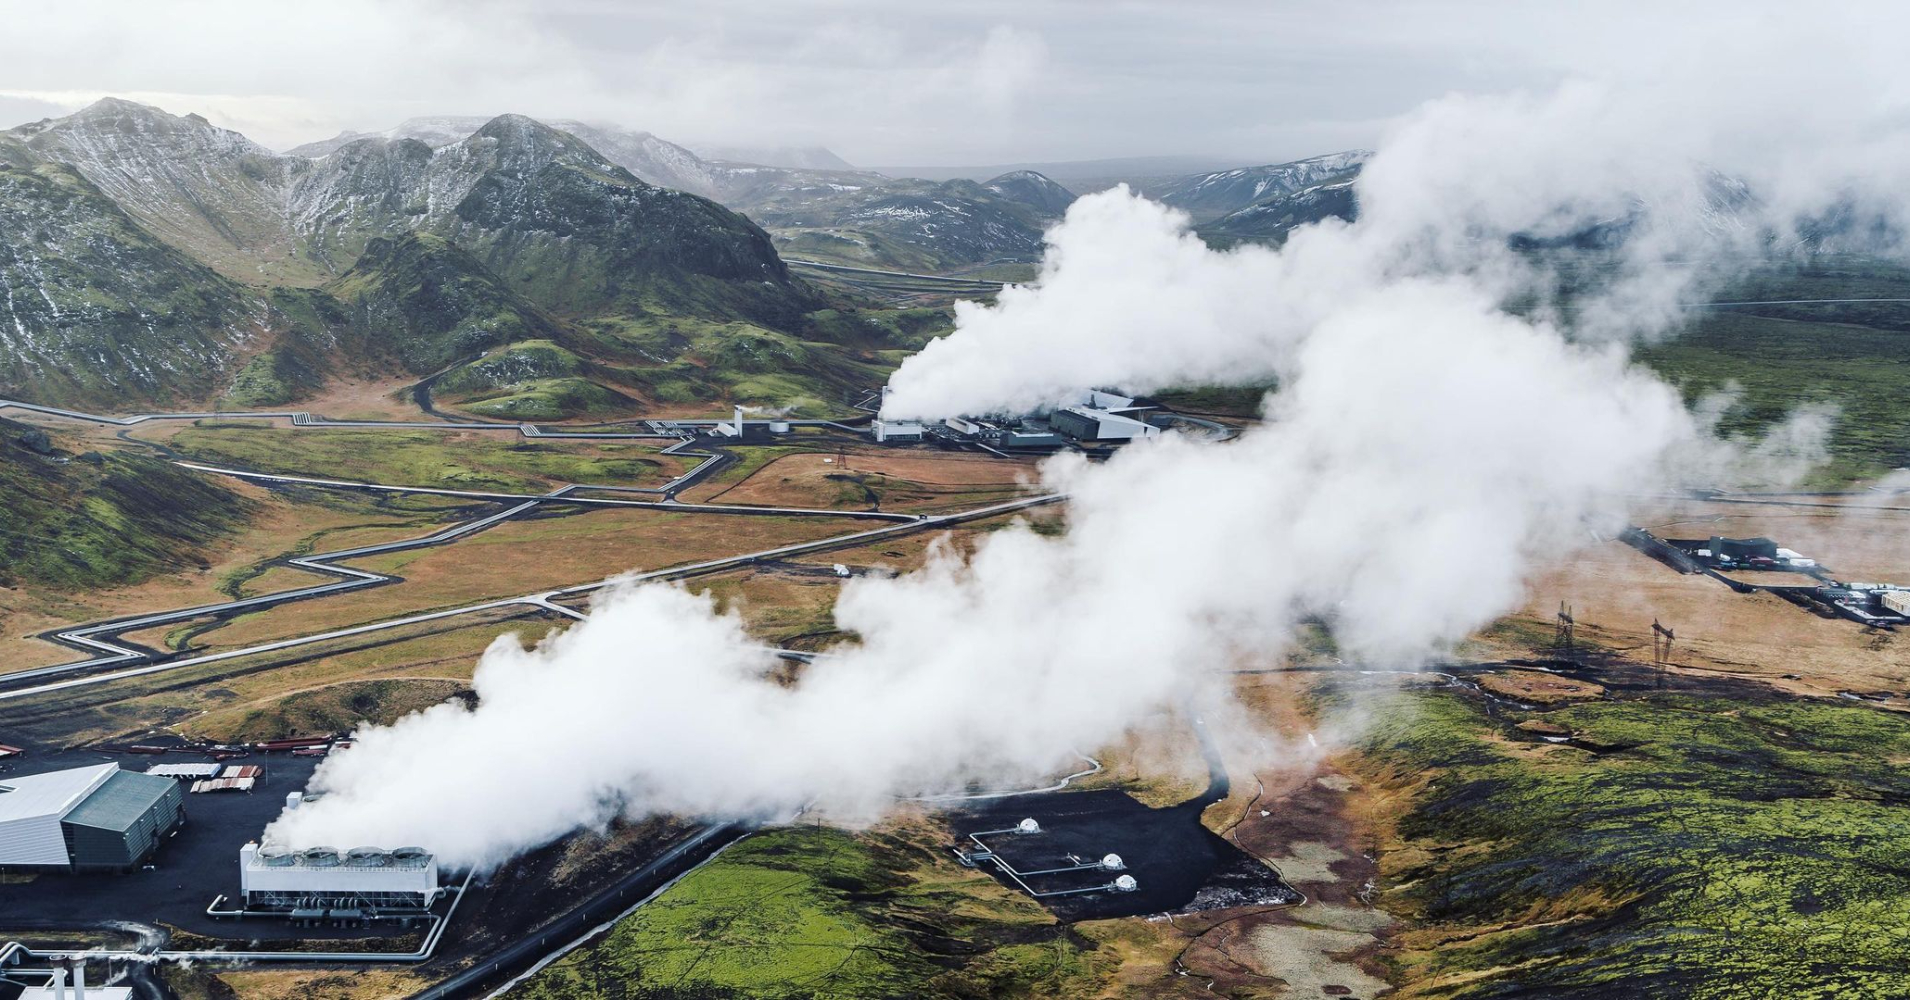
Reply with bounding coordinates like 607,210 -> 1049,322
0,764 -> 184,872
1626,529 -> 1910,627
954,817 -> 1139,899
902,388 -> 1168,452
232,836 -> 440,924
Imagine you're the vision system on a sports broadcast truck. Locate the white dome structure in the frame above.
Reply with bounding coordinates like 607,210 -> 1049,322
1113,874 -> 1139,892
1101,853 -> 1126,870
1015,818 -> 1041,835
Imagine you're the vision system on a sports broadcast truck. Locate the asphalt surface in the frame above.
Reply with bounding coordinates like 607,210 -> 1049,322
0,744 -> 332,942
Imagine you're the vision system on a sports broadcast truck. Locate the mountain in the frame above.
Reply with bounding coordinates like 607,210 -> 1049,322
544,121 -> 722,198
742,170 -> 1075,271
290,116 -> 724,199
981,170 -> 1077,217
285,115 -> 493,155
867,155 -> 1257,186
0,100 -> 836,413
324,232 -> 562,375
1198,177 -> 1358,245
10,97 -> 314,283
1143,150 -> 1370,221
0,133 -> 261,406
6,102 -> 812,317
697,145 -> 855,171
283,113 -> 1089,271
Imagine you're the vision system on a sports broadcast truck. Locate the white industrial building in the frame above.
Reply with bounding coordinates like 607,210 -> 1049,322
0,765 -> 112,867
1049,406 -> 1161,443
872,418 -> 924,442
0,763 -> 185,871
239,840 -> 439,911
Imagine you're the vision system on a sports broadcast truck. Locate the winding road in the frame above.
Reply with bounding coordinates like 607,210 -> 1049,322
0,396 -> 1061,701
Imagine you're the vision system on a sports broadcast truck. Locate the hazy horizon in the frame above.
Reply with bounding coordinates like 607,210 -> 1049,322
1,0 -> 1862,167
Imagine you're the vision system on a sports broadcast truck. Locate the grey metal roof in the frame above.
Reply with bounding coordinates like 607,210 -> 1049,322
61,770 -> 176,833
0,763 -> 115,823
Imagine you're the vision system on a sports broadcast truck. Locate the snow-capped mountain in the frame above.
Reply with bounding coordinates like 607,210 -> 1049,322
0,100 -> 815,407
982,170 -> 1077,217
288,115 -> 724,198
0,131 -> 257,405
1145,150 -> 1371,221
1198,178 -> 1358,244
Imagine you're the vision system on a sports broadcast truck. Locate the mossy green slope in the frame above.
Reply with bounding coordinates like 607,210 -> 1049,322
514,826 -> 1121,1000
1353,686 -> 1910,999
0,417 -> 253,589
325,232 -> 562,375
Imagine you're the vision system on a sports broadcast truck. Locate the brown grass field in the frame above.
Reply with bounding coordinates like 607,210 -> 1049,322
1481,497 -> 1910,696
0,485 -> 474,675
174,508 -> 856,653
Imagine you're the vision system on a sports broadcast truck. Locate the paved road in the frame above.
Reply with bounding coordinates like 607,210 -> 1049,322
0,396 -> 1017,689
0,398 -> 868,442
0,490 -> 1061,702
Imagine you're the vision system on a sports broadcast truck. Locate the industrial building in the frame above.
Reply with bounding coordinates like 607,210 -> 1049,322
239,828 -> 439,913
872,418 -> 925,442
1049,406 -> 1161,443
0,764 -> 185,871
1802,582 -> 1910,626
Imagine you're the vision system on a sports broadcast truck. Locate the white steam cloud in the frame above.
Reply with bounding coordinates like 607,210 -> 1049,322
270,53 -> 1905,869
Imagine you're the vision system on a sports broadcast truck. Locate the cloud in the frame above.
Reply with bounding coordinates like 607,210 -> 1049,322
9,1 -> 1899,163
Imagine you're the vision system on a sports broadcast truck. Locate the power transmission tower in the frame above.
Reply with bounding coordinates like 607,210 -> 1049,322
1552,602 -> 1576,665
1651,619 -> 1675,690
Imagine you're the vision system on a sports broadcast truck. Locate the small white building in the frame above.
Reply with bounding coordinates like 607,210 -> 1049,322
711,405 -> 747,438
873,419 -> 924,443
240,842 -> 440,910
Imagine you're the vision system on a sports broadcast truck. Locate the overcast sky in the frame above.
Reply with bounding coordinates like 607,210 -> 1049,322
0,1 -> 1882,167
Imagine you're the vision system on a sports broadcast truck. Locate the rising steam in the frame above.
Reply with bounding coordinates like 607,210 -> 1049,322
269,48 -> 1905,868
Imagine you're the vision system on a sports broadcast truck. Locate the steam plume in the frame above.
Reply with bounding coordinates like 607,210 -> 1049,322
268,57 -> 1900,868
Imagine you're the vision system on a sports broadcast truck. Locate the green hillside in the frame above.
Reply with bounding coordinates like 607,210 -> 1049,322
326,233 -> 562,375
0,417 -> 252,589
0,138 -> 258,407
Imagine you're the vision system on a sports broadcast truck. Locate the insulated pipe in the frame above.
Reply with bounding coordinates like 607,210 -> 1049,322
52,966 -> 67,1000
72,960 -> 84,999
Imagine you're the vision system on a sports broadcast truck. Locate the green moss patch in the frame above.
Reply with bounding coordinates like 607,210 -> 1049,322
1353,686 -> 1910,999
